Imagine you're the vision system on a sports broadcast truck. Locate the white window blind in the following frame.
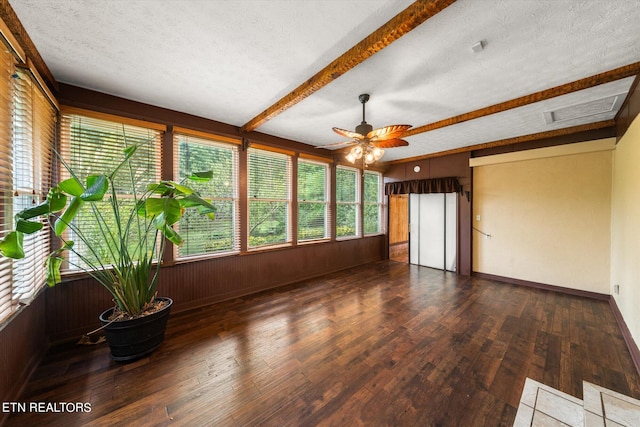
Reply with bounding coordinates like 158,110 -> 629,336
0,39 -> 56,323
363,170 -> 383,235
174,133 -> 239,257
0,39 -> 15,322
336,165 -> 360,238
59,112 -> 162,271
247,148 -> 292,248
297,158 -> 329,242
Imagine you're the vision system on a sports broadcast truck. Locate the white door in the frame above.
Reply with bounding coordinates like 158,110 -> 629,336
419,194 -> 445,269
409,194 -> 420,265
445,192 -> 457,272
409,193 -> 457,271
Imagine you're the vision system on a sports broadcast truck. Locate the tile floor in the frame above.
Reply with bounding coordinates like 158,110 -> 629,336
514,378 -> 640,427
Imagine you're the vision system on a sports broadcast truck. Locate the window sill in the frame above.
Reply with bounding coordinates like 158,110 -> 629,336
336,235 -> 361,241
297,238 -> 331,245
246,242 -> 293,254
170,250 -> 241,266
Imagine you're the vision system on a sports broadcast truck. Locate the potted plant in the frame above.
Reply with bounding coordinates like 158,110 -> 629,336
0,137 -> 215,361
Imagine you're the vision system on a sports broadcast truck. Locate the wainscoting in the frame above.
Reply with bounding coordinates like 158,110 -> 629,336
6,261 -> 639,426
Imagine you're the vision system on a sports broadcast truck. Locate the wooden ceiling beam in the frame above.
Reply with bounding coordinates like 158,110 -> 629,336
405,62 -> 640,137
387,120 -> 616,164
240,0 -> 456,133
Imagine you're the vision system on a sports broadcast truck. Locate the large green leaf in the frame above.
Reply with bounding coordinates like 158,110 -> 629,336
196,205 -> 216,220
46,256 -> 63,286
148,181 -> 193,196
147,182 -> 172,196
16,219 -> 43,234
15,200 -> 50,220
58,177 -> 85,197
46,241 -> 74,286
47,187 -> 67,212
81,175 -> 108,201
135,199 -> 147,217
54,197 -> 83,236
152,215 -> 166,231
180,194 -> 216,212
160,224 -> 182,246
167,181 -> 194,196
188,171 -> 214,182
0,231 -> 24,259
146,197 -> 181,225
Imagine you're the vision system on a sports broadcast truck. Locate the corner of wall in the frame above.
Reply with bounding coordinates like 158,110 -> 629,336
611,111 -> 640,368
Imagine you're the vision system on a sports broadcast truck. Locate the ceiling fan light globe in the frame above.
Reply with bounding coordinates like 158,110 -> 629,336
364,152 -> 375,164
351,145 -> 363,159
346,153 -> 357,164
372,147 -> 384,160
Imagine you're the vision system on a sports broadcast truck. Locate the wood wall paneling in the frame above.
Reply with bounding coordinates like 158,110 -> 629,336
0,294 -> 47,426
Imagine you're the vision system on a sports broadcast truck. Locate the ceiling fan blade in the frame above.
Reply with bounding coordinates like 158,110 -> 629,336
372,138 -> 409,148
320,140 -> 357,148
367,124 -> 412,141
333,127 -> 364,140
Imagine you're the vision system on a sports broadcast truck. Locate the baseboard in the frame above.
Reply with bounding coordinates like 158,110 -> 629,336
471,272 -> 609,301
609,296 -> 640,377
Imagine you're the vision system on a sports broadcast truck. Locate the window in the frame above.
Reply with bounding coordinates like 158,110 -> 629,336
59,112 -> 162,271
175,133 -> 239,257
0,42 -> 56,322
298,158 -> 329,242
335,166 -> 359,238
363,170 -> 383,235
247,148 -> 292,248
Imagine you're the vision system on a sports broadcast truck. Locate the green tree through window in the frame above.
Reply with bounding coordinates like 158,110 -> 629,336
336,166 -> 359,238
176,134 -> 239,257
298,159 -> 329,241
364,170 -> 383,235
61,114 -> 161,271
248,148 -> 291,248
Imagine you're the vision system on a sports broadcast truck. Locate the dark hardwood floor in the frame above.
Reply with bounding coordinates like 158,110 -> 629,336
7,261 -> 640,426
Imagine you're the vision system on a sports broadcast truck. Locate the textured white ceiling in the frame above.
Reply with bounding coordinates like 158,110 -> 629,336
8,0 -> 640,162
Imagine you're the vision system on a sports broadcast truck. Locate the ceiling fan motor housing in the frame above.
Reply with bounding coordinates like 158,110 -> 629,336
356,122 -> 373,136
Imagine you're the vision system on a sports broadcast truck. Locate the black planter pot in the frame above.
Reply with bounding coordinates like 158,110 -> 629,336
99,297 -> 173,362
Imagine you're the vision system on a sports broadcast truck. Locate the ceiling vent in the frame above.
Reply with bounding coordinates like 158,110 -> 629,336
543,93 -> 626,124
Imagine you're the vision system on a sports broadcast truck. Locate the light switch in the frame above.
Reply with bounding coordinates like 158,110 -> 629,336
475,215 -> 481,221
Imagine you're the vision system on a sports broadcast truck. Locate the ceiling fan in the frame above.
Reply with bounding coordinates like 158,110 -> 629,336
325,94 -> 411,164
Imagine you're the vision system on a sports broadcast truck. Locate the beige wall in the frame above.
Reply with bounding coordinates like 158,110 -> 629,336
473,144 -> 613,293
611,115 -> 640,347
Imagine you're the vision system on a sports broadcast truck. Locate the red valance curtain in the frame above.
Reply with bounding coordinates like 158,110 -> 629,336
384,176 -> 462,195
